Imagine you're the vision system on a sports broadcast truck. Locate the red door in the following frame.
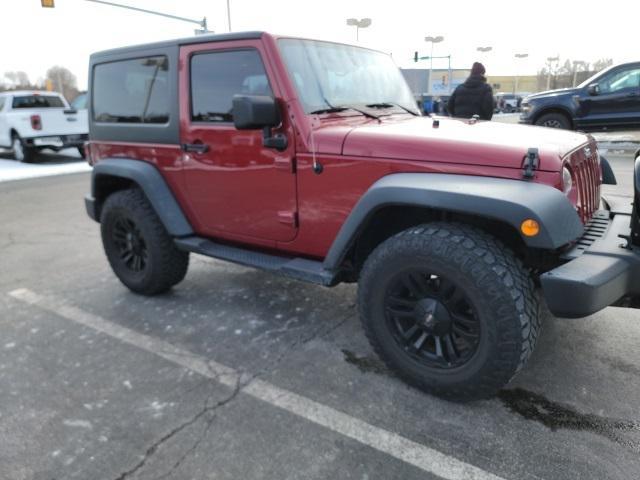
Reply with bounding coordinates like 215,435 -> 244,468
179,40 -> 297,245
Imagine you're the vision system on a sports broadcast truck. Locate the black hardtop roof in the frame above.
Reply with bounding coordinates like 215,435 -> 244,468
91,31 -> 265,59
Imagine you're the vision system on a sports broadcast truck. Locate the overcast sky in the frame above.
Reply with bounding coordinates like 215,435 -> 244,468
3,0 -> 638,89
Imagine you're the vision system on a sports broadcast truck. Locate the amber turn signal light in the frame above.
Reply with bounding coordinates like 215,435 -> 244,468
520,219 -> 540,237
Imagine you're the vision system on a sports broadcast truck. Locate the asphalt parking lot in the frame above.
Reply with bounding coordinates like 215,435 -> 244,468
1,150 -> 640,480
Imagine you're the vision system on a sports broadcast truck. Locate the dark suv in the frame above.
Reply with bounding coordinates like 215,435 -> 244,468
85,32 -> 640,401
520,62 -> 640,130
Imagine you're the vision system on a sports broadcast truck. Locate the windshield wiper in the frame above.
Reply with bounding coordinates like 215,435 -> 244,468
365,102 -> 420,116
310,105 -> 381,120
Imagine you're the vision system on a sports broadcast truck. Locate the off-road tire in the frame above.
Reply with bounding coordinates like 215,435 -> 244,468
100,188 -> 189,295
358,222 -> 541,401
535,112 -> 571,129
11,133 -> 36,163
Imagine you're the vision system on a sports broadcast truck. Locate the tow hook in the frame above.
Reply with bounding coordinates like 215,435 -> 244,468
618,234 -> 634,250
522,148 -> 540,179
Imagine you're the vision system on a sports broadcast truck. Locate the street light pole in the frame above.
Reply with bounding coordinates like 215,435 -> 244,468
346,18 -> 372,42
83,0 -> 209,32
546,56 -> 559,90
514,53 -> 528,94
226,0 -> 232,32
425,35 -> 444,95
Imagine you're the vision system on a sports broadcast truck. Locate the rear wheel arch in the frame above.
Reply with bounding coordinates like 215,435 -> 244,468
90,159 -> 193,237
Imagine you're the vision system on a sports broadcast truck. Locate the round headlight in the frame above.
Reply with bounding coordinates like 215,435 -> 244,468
562,166 -> 573,194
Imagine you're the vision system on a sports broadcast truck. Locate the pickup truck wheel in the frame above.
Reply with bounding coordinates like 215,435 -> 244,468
534,113 -> 570,129
358,222 -> 540,401
11,134 -> 36,163
100,188 -> 189,295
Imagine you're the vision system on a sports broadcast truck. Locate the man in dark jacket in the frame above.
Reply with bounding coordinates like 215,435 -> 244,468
447,62 -> 494,120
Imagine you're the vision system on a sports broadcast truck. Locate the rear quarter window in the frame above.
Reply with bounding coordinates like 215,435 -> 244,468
12,95 -> 65,108
93,56 -> 169,123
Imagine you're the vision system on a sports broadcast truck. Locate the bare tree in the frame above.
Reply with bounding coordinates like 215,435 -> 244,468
3,71 -> 32,88
592,58 -> 613,72
45,66 -> 79,101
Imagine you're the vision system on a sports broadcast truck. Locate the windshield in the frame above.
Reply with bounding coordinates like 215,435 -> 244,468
577,64 -> 618,89
278,38 -> 419,115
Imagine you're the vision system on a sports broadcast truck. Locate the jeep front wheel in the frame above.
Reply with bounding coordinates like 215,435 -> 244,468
358,222 -> 540,401
100,188 -> 189,295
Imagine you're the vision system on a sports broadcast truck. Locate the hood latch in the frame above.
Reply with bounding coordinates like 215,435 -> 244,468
522,148 -> 540,179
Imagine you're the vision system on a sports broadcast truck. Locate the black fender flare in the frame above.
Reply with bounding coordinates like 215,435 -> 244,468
599,154 -> 616,185
322,173 -> 584,271
87,158 -> 193,237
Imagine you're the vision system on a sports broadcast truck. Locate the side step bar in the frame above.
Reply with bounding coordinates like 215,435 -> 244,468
174,236 -> 338,287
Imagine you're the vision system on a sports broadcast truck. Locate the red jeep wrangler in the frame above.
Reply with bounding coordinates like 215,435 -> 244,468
84,32 -> 639,401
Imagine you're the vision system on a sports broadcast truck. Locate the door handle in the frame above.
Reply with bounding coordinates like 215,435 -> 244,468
626,92 -> 639,97
181,142 -> 209,154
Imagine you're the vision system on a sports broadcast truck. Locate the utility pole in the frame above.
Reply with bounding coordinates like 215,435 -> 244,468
226,0 -> 232,32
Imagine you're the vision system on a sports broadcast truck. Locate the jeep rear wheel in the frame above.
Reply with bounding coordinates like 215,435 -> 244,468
358,222 -> 540,401
535,112 -> 571,129
100,188 -> 189,295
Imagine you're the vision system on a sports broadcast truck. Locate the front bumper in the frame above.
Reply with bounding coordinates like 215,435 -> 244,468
541,209 -> 640,318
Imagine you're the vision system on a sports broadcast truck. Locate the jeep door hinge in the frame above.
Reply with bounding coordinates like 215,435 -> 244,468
522,147 -> 540,179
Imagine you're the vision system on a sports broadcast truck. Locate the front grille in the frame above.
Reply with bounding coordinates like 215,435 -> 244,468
568,142 -> 601,223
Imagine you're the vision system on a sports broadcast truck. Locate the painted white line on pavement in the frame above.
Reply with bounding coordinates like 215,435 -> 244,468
9,287 -> 505,480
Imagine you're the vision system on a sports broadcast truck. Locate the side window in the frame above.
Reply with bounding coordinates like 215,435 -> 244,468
190,49 -> 272,123
599,68 -> 640,94
93,56 -> 169,123
71,93 -> 87,110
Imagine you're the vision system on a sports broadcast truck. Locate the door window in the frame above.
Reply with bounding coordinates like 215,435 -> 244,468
190,49 -> 273,123
599,67 -> 640,94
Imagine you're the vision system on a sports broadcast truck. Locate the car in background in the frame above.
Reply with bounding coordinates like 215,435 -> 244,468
520,61 -> 640,130
495,93 -> 519,113
0,90 -> 88,162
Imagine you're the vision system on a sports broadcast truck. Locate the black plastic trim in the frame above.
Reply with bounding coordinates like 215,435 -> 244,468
175,236 -> 337,286
90,31 -> 264,59
90,158 -> 193,237
323,173 -> 584,271
541,213 -> 640,318
600,155 -> 617,185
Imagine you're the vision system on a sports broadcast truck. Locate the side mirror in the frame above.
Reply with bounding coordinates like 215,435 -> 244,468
587,83 -> 600,96
232,95 -> 280,130
232,95 -> 287,151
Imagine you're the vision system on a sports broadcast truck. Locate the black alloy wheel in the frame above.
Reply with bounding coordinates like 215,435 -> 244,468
112,216 -> 148,273
385,270 -> 480,369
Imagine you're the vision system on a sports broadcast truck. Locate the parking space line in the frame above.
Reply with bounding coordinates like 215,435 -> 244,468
9,287 -> 505,480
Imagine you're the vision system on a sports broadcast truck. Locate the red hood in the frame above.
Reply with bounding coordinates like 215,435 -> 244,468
311,116 -> 590,171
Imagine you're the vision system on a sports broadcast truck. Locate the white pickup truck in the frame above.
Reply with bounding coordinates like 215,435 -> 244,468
0,90 -> 88,162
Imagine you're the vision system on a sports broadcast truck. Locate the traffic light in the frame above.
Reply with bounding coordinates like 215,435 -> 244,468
414,51 -> 418,63
41,0 -> 55,7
